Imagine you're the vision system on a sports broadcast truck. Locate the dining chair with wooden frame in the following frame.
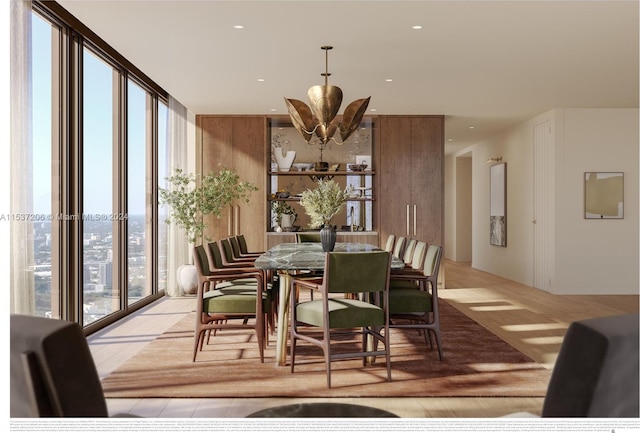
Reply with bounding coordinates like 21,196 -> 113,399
289,251 -> 392,388
192,245 -> 270,362
388,244 -> 444,360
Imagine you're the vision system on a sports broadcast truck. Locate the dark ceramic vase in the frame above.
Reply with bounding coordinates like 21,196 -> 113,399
320,224 -> 336,252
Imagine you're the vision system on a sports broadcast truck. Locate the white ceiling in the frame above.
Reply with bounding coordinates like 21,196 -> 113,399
57,0 -> 639,155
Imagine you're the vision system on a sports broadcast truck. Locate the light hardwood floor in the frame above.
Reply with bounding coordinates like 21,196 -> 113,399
89,260 -> 639,418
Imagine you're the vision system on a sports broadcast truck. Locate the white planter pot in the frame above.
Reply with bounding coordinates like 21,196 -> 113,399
176,264 -> 198,295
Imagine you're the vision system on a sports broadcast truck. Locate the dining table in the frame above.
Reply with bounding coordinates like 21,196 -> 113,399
254,242 -> 406,366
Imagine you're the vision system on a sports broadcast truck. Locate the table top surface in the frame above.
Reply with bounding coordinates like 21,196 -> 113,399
254,242 -> 405,271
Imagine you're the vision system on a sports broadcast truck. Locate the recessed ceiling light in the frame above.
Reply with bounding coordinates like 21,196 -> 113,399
412,25 -> 423,30
385,79 -> 393,82
469,126 -> 475,129
233,25 -> 244,29
257,78 -> 265,82
448,138 -> 453,142
370,108 -> 377,112
270,108 -> 277,112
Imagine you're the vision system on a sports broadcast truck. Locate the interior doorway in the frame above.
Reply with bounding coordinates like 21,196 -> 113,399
454,153 -> 473,262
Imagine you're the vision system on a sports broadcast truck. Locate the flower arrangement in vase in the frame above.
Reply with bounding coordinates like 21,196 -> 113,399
300,179 -> 352,251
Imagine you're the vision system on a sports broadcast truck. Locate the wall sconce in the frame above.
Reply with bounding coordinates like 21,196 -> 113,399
486,157 -> 503,163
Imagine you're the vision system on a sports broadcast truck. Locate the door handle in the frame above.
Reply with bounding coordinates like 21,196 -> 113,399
413,204 -> 417,236
406,205 -> 410,237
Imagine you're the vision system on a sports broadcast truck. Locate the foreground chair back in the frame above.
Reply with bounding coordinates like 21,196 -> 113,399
541,312 -> 639,417
290,251 -> 392,388
10,314 -> 109,417
388,244 -> 444,360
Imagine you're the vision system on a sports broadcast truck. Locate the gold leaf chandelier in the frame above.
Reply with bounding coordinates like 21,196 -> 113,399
284,46 -> 370,161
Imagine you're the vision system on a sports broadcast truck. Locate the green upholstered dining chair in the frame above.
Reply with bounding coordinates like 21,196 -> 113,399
402,238 -> 417,265
206,241 -> 276,334
192,245 -> 270,362
220,238 -> 256,265
392,236 -> 406,261
229,236 -> 262,260
383,234 -> 396,252
388,244 -> 443,360
235,234 -> 265,256
296,232 -> 320,243
391,241 -> 427,276
295,232 -> 321,243
290,251 -> 392,388
294,231 -> 324,282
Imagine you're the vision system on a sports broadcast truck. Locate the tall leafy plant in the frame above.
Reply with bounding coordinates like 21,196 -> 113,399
159,168 -> 257,244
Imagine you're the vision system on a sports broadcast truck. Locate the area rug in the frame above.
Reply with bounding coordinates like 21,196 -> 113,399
101,301 -> 551,398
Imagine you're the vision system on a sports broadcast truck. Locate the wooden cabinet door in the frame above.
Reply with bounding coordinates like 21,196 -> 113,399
410,116 -> 444,245
230,117 -> 267,251
377,116 -> 444,247
378,116 -> 413,241
198,116 -> 267,250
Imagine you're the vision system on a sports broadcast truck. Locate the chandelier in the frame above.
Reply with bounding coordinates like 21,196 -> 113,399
284,46 -> 370,161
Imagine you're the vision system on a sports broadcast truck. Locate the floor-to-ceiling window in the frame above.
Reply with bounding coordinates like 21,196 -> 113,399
127,79 -> 151,305
82,48 -> 118,325
157,101 -> 169,294
30,11 -> 61,319
10,1 -> 169,331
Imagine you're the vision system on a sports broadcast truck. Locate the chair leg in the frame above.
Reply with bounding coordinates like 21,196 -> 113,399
193,330 -> 204,362
290,332 -> 297,373
432,329 -> 443,361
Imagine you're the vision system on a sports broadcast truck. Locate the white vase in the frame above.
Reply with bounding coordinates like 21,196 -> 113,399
274,149 -> 296,172
280,213 -> 295,228
176,264 -> 198,295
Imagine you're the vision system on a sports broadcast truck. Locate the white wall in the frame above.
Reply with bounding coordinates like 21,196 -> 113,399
448,108 -> 638,295
552,108 -> 638,294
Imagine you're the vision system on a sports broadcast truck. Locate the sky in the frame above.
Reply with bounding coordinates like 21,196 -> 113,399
32,12 -> 147,216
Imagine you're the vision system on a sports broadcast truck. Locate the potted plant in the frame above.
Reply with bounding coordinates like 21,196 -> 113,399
271,200 -> 296,231
299,179 -> 352,251
159,167 -> 257,293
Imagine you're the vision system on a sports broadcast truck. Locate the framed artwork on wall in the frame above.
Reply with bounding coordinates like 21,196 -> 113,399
584,172 -> 624,219
490,162 -> 506,247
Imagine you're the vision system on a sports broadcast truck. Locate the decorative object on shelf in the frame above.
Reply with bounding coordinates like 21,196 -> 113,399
159,167 -> 257,245
347,163 -> 367,172
291,163 -> 313,172
271,201 -> 297,230
299,179 -> 352,252
355,155 -> 371,168
274,149 -> 296,172
314,162 -> 329,172
284,46 -> 371,163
